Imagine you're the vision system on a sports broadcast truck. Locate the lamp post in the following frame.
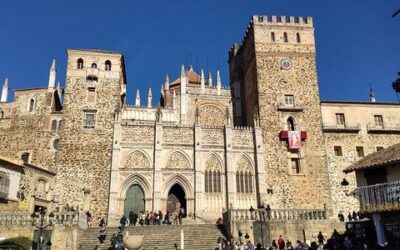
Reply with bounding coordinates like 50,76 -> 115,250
250,207 -> 266,247
31,208 -> 54,250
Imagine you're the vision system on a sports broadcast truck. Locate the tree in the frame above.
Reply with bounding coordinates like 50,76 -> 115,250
392,72 -> 400,103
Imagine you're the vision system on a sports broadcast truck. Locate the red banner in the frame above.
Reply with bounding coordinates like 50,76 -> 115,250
288,131 -> 302,149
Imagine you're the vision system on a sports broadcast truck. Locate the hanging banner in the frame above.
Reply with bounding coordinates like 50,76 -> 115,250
288,131 -> 302,149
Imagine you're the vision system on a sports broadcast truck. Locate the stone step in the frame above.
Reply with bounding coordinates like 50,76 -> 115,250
79,224 -> 224,250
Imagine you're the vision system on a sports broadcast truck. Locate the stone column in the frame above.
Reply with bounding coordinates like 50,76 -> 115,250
224,125 -> 235,208
253,126 -> 266,206
153,122 -> 163,211
194,124 -> 203,217
107,118 -> 121,224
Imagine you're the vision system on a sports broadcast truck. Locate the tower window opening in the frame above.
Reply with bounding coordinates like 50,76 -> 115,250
105,60 -> 112,71
287,117 -> 296,131
51,119 -> 58,132
28,99 -> 35,112
77,58 -> 84,69
271,32 -> 276,42
21,152 -> 30,164
91,63 -> 97,69
296,33 -> 301,43
290,158 -> 301,174
283,32 -> 288,43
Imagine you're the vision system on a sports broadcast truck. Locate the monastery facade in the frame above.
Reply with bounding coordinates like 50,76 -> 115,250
1,15 -> 400,224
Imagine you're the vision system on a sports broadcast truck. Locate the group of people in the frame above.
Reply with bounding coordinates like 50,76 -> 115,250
337,211 -> 364,223
120,209 -> 185,229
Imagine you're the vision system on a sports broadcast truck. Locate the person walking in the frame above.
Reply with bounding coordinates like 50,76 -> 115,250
98,225 -> 106,243
120,215 -> 128,232
317,231 -> 325,247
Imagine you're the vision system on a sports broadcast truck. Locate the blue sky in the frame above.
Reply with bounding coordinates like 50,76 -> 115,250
0,0 -> 399,104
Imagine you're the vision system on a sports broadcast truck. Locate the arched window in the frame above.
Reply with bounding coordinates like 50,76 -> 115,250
283,32 -> 288,43
91,63 -> 97,69
105,60 -> 112,71
271,32 -> 276,42
51,120 -> 57,132
77,58 -> 84,69
29,99 -> 35,112
53,139 -> 60,150
296,33 -> 301,43
287,117 -> 295,131
204,156 -> 222,193
236,156 -> 254,193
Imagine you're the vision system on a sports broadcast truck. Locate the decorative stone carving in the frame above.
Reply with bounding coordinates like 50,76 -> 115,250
165,152 -> 190,169
201,129 -> 224,145
237,156 -> 252,172
124,151 -> 150,169
163,127 -> 193,144
232,131 -> 253,146
122,126 -> 154,143
205,155 -> 222,171
199,105 -> 225,127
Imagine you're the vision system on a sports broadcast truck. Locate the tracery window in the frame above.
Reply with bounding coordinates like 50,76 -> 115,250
236,156 -> 253,193
204,155 -> 222,193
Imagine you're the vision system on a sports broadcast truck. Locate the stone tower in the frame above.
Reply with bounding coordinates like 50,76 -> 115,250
55,49 -> 126,216
229,16 -> 333,212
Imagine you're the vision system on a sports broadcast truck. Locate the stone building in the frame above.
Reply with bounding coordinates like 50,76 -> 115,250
0,15 -> 400,225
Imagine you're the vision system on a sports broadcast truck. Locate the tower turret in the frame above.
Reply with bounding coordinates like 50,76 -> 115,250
164,75 -> 170,91
48,59 -> 56,90
147,88 -> 153,108
180,65 -> 187,122
135,89 -> 141,106
1,78 -> 8,102
200,69 -> 205,94
370,85 -> 376,103
208,71 -> 213,87
216,70 -> 222,95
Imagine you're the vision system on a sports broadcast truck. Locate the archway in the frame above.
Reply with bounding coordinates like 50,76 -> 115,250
167,184 -> 186,216
124,184 -> 145,216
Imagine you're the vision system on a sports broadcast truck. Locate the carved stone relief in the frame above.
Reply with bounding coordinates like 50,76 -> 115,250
199,105 -> 225,127
201,129 -> 224,145
124,151 -> 150,168
165,152 -> 190,169
163,127 -> 193,144
122,126 -> 154,143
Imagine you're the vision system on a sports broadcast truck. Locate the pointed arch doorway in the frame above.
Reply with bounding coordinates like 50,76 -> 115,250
124,184 -> 145,216
167,184 -> 186,216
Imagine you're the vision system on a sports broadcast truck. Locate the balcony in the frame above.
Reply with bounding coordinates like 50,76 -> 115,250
277,103 -> 304,112
366,123 -> 400,134
322,123 -> 361,133
358,180 -> 400,213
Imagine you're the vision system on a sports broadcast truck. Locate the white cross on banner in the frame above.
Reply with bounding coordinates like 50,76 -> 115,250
288,131 -> 302,149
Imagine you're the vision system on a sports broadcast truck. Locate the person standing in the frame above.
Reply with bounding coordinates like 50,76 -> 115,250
178,209 -> 183,225
98,225 -> 106,243
129,211 -> 135,226
317,231 -> 325,247
277,235 -> 285,250
120,215 -> 128,232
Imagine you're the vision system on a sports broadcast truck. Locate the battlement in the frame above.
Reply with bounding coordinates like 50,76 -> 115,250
252,15 -> 313,27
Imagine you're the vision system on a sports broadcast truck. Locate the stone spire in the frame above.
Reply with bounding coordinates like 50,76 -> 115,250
216,70 -> 222,95
200,69 -> 205,94
57,81 -> 62,99
48,59 -> 56,90
369,85 -> 376,103
160,84 -> 164,97
172,89 -> 176,109
1,78 -> 8,102
208,71 -> 213,87
147,88 -> 152,108
164,74 -> 170,91
135,89 -> 140,106
180,65 -> 187,122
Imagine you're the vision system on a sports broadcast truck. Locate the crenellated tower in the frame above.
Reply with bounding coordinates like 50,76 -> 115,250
229,15 -> 333,213
55,49 -> 126,216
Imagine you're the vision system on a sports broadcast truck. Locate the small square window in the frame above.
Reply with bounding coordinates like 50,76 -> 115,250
356,146 -> 364,157
87,88 -> 96,103
291,158 -> 301,174
376,146 -> 384,152
284,95 -> 294,106
21,152 -> 30,163
83,112 -> 96,128
334,146 -> 343,156
374,115 -> 383,127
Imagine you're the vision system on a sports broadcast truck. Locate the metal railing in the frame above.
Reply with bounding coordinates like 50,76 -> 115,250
358,180 -> 400,212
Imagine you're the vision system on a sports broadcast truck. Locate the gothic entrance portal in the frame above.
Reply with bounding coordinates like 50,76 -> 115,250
124,184 -> 145,216
167,184 -> 186,216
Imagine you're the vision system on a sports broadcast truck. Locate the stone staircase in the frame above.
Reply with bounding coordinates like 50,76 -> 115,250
79,223 -> 224,250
